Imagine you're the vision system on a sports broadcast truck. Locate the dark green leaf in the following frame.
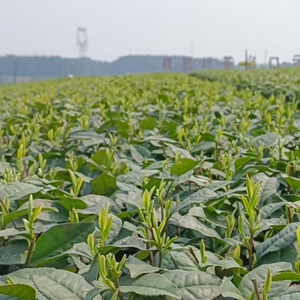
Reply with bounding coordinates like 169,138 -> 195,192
163,270 -> 221,300
256,223 -> 300,259
119,274 -> 180,299
170,158 -> 198,177
91,173 -> 116,195
31,222 -> 95,266
0,284 -> 36,300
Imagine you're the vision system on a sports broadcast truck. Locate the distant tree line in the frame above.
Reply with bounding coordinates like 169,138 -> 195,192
0,55 -> 293,83
0,55 -> 228,83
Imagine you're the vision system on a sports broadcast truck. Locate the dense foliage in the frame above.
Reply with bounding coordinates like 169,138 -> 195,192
0,70 -> 300,299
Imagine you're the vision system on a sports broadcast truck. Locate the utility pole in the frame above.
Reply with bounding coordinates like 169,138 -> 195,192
13,58 -> 18,83
245,50 -> 248,70
252,56 -> 257,69
264,51 -> 268,66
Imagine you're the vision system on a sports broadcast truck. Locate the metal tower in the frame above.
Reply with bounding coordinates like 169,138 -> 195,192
223,56 -> 234,70
293,55 -> 300,67
269,57 -> 279,68
77,27 -> 88,57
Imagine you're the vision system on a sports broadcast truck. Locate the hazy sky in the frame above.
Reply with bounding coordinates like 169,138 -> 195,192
1,0 -> 300,63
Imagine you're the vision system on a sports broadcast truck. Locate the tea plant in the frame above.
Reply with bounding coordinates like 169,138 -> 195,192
0,71 -> 300,299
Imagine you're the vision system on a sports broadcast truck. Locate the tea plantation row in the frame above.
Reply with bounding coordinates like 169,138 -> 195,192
0,71 -> 300,299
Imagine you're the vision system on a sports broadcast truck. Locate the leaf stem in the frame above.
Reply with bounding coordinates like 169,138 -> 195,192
287,206 -> 293,223
251,278 -> 261,300
146,242 -> 154,266
212,237 -> 216,253
188,247 -> 200,264
160,202 -> 164,223
215,141 -> 219,161
0,198 -> 18,230
158,250 -> 163,267
115,279 -> 125,300
249,237 -> 253,271
24,235 -> 36,268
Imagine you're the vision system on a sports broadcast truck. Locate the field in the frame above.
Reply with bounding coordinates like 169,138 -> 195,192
0,69 -> 300,299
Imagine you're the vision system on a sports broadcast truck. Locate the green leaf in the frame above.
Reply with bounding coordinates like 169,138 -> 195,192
119,274 -> 180,299
77,194 -> 118,215
172,188 -> 218,213
162,248 -> 218,271
97,119 -> 129,138
201,132 -> 215,142
255,133 -> 279,148
192,141 -> 215,153
81,256 -> 98,284
234,157 -> 255,172
0,183 -> 43,202
125,256 -> 162,278
130,145 -> 145,164
0,268 -> 56,300
210,257 -> 245,271
99,234 -> 146,256
170,158 -> 198,177
238,262 -> 292,298
221,277 -> 247,300
90,150 -> 111,170
68,130 -> 104,142
162,249 -> 199,271
91,173 -> 116,195
233,165 -> 281,182
164,143 -> 194,159
57,196 -> 87,211
32,269 -> 102,300
0,284 -> 36,300
260,202 -> 285,219
140,117 -> 157,130
80,194 -> 116,207
189,206 -> 227,229
179,215 -> 221,239
0,241 -> 27,265
257,245 -> 298,265
254,174 -> 278,204
31,222 -> 95,266
112,234 -> 146,250
273,271 -> 300,282
85,287 -> 103,300
0,228 -> 28,238
272,285 -> 300,300
0,162 -> 10,175
163,270 -> 221,300
161,120 -> 178,136
106,214 -> 122,242
67,243 -> 93,260
131,145 -> 151,162
256,222 -> 300,259
16,200 -> 68,223
284,176 -> 300,193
